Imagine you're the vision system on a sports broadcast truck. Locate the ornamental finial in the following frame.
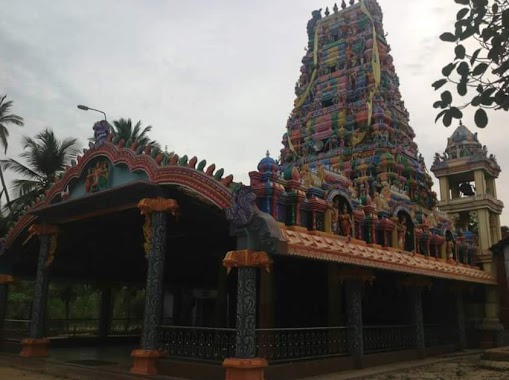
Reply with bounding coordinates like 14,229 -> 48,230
266,150 -> 270,157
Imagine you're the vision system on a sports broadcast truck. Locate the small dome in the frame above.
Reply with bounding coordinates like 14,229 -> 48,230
445,121 -> 483,158
447,121 -> 480,147
257,150 -> 279,173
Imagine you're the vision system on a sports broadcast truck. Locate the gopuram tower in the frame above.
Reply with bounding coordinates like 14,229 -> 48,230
273,0 -> 439,250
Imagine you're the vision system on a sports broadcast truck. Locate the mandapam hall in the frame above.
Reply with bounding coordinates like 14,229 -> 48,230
0,1 -> 506,379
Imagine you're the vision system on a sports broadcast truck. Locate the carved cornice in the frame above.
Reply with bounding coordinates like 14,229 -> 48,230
222,249 -> 272,273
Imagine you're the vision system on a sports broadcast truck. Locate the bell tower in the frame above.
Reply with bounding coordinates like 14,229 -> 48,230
430,121 -> 504,255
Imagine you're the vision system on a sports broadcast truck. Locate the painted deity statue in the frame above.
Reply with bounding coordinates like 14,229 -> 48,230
339,204 -> 352,237
324,198 -> 340,234
85,161 -> 109,193
398,215 -> 407,250
93,120 -> 111,146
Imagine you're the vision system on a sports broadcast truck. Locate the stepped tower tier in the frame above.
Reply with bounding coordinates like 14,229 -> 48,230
248,0 -> 480,263
431,121 -> 504,255
279,0 -> 436,212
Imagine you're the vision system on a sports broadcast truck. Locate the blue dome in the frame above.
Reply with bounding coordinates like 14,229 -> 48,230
257,151 -> 279,173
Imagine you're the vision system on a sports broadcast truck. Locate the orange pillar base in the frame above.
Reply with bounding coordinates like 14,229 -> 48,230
19,338 -> 50,358
130,349 -> 163,376
223,357 -> 268,380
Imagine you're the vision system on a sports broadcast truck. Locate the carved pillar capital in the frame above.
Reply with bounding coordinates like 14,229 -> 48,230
28,224 -> 59,267
138,198 -> 178,257
222,250 -> 272,273
0,274 -> 14,284
137,197 -> 179,215
337,267 -> 375,284
398,276 -> 432,289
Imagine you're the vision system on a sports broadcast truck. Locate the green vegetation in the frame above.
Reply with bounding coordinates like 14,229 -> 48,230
112,118 -> 160,149
433,0 -> 509,128
0,95 -> 24,209
1,128 -> 80,215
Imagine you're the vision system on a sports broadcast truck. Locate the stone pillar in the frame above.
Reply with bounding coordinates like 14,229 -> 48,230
327,264 -> 341,327
339,268 -> 374,369
439,177 -> 449,201
222,250 -> 271,380
0,280 -> 11,335
456,289 -> 466,350
98,286 -> 112,340
345,279 -> 364,366
20,224 -> 58,358
478,285 -> 504,348
409,286 -> 425,356
130,198 -> 178,376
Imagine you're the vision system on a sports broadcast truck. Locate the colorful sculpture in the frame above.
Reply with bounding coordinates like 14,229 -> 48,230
85,161 -> 109,193
93,120 -> 111,146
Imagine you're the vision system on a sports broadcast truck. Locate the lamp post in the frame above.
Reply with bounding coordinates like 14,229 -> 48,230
77,105 -> 107,120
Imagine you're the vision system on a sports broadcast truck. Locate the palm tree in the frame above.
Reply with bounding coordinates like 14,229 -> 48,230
1,129 -> 79,213
111,118 -> 160,149
0,95 -> 24,208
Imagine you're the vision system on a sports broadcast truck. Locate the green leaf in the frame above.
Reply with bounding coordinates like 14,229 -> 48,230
449,107 -> 463,119
454,0 -> 469,4
470,48 -> 481,65
432,79 -> 448,90
433,100 -> 445,108
457,61 -> 469,76
472,63 -> 488,76
435,109 -> 447,123
457,81 -> 467,96
492,3 -> 499,14
503,9 -> 509,28
474,108 -> 488,128
455,44 -> 466,59
441,90 -> 452,105
456,7 -> 469,20
460,26 -> 476,40
440,32 -> 457,42
443,110 -> 453,127
471,96 -> 481,106
442,62 -> 457,77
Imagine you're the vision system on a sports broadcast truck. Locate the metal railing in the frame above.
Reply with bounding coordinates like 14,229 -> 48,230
2,319 -> 30,338
2,318 -> 142,338
158,325 -> 236,363
363,325 -> 416,353
256,326 -> 349,362
47,318 -> 99,336
109,318 -> 143,335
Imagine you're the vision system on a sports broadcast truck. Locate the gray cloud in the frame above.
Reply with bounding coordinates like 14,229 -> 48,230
1,0 -> 508,225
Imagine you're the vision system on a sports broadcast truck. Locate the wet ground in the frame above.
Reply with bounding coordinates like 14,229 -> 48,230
353,356 -> 507,380
0,366 -> 68,379
0,353 -> 508,380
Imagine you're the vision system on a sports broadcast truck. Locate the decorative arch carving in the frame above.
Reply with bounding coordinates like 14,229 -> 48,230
5,142 -> 234,248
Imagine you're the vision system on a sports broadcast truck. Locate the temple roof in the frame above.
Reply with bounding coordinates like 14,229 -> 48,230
282,227 -> 495,284
446,121 -> 481,154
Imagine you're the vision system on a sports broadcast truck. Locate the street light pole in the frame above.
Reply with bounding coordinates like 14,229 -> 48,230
77,105 -> 107,120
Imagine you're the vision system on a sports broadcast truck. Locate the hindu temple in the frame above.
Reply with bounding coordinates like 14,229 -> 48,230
0,1 -> 506,379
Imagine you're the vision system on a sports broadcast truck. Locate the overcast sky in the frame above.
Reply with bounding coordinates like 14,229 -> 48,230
1,0 -> 508,225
